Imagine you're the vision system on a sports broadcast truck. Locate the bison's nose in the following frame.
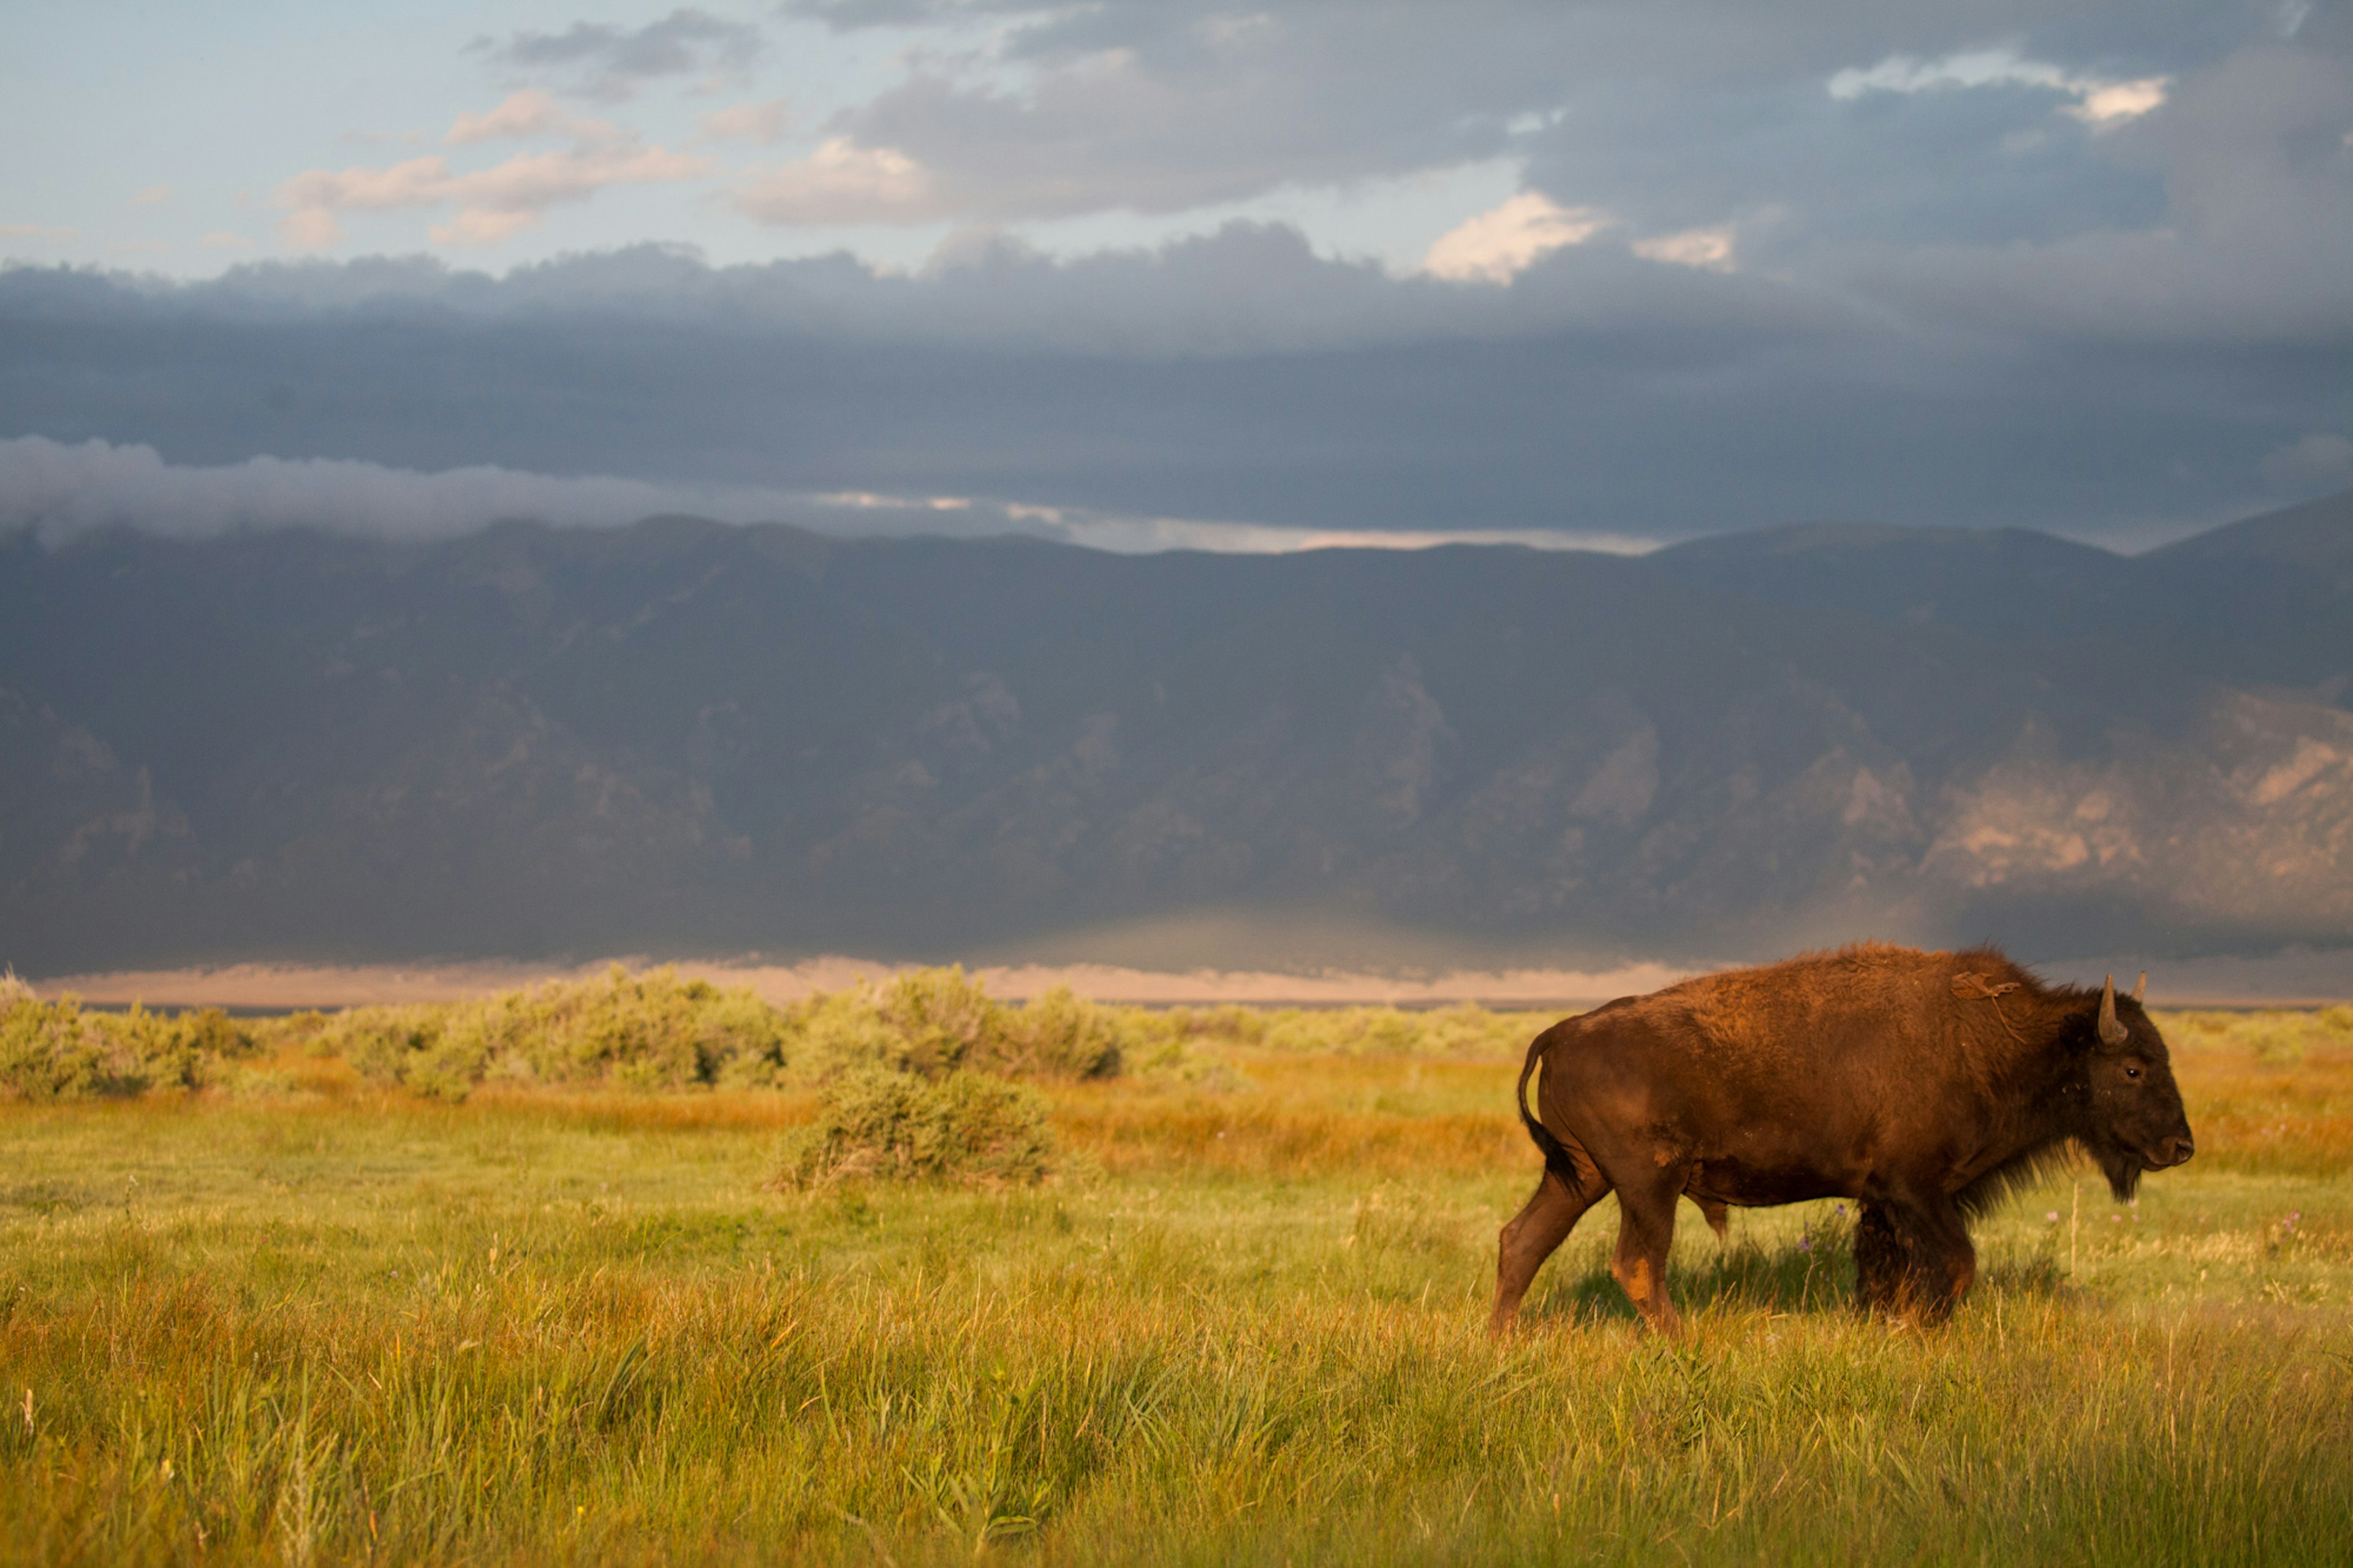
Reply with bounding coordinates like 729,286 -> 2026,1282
2160,1134 -> 2195,1167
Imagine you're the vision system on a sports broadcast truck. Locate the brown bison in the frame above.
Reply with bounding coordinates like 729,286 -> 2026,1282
1491,944 -> 2194,1335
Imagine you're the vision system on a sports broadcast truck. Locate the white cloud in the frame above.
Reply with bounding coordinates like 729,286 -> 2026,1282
1632,222 -> 1737,273
429,208 -> 540,248
130,184 -> 173,208
698,98 -> 793,146
0,436 -> 711,542
0,436 -> 1659,556
1422,192 -> 1607,283
277,208 -> 344,250
199,232 -> 256,249
445,89 -> 621,146
0,224 -> 79,242
1828,47 -> 2169,131
2260,432 -> 2353,490
790,488 -> 1659,554
2066,78 -> 2172,127
732,137 -> 941,225
1830,48 -> 2070,99
815,490 -> 974,513
276,108 -> 711,250
1038,518 -> 1661,556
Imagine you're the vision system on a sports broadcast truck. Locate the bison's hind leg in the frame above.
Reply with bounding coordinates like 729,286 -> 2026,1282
1693,1197 -> 1730,1241
1490,1142 -> 1607,1335
1608,1165 -> 1691,1338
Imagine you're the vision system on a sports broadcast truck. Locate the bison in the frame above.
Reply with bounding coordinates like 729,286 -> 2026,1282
1491,944 -> 2194,1335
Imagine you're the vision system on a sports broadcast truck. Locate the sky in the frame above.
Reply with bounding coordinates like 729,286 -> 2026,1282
3,0 -> 2351,552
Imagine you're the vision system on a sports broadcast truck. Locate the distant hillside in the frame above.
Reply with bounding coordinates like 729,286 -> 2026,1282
3,491 -> 2351,973
2150,487 -> 2353,579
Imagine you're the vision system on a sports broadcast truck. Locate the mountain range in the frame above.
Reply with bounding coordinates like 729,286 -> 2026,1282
4,489 -> 2350,975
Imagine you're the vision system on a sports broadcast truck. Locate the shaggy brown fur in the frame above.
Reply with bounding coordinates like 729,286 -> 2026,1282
1491,943 -> 2195,1336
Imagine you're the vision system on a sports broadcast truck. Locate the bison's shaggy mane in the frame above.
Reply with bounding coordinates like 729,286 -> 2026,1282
1956,1140 -> 2079,1218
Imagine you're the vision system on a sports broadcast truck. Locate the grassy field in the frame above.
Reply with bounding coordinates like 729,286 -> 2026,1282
2,1004 -> 2349,1565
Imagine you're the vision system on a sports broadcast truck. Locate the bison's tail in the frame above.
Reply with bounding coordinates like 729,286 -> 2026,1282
1516,1029 -> 1582,1194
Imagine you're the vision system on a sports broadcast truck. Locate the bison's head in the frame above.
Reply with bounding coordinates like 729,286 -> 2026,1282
2076,973 -> 2195,1200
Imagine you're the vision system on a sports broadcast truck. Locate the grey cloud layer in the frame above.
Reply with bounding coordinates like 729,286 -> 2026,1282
728,2 -> 2353,347
3,230 -> 2346,545
4,2 -> 2347,547
761,0 -> 2276,230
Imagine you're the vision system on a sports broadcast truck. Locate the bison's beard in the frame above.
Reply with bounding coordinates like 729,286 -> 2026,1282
2070,1134 -> 2143,1203
2094,1142 -> 2143,1203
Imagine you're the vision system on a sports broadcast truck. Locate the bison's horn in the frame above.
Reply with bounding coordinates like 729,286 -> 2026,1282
2131,971 -> 2146,1004
2098,974 -> 2129,1047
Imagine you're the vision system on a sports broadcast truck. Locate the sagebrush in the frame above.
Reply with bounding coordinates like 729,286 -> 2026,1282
771,1066 -> 1056,1187
0,979 -> 254,1100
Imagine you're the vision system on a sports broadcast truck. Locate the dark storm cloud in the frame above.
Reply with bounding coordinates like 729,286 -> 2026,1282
473,9 -> 763,99
3,223 -> 2346,546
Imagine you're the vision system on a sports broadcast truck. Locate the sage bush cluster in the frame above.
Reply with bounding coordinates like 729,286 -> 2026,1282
770,1067 -> 1056,1189
305,966 -> 794,1099
0,975 -> 256,1101
305,965 -> 1127,1101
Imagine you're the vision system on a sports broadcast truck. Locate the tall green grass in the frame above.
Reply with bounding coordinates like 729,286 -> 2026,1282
1,993 -> 2349,1563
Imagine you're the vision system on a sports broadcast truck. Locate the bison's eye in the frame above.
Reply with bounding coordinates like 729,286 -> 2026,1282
2124,1064 -> 2143,1080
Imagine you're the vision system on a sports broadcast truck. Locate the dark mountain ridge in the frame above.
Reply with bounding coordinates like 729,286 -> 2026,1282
4,490 -> 2350,974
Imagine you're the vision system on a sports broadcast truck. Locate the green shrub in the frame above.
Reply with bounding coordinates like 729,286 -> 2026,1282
1253,1002 -> 1536,1058
765,985 -> 902,1083
1167,1004 -> 1270,1047
0,996 -> 134,1099
770,1067 -> 1053,1189
0,992 -> 254,1101
99,1004 -> 255,1091
250,967 -> 1575,1103
493,965 -> 791,1088
320,1006 -> 487,1100
875,966 -> 1007,1076
768,968 -> 1119,1083
322,968 -> 794,1099
998,986 -> 1124,1079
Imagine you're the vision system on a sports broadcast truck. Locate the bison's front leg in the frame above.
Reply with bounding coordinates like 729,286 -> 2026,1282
1854,1201 -> 1912,1314
1855,1197 -> 1975,1323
